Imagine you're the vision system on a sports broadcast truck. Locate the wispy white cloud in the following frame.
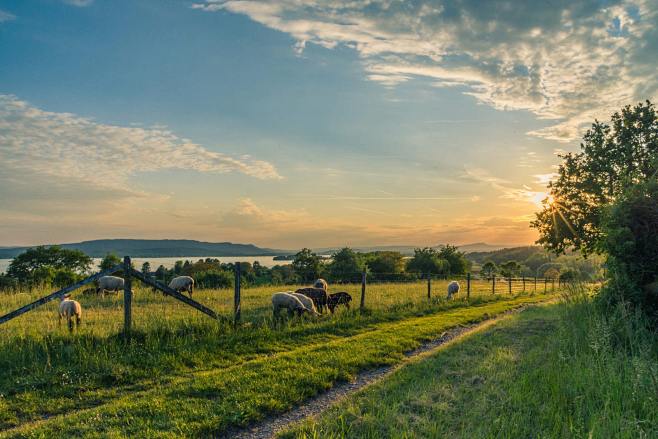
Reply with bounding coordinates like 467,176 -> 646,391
0,95 -> 281,198
194,0 -> 658,142
62,0 -> 94,7
0,9 -> 16,22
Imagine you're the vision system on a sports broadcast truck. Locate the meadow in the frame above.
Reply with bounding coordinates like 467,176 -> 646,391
0,279 -> 555,437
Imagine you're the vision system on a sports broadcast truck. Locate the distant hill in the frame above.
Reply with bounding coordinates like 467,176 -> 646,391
312,243 -> 514,256
465,246 -> 548,265
0,239 -> 290,259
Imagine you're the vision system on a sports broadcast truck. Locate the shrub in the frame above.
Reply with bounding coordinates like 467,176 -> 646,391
195,269 -> 234,289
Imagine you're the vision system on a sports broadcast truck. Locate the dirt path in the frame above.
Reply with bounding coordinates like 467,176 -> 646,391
228,305 -> 533,439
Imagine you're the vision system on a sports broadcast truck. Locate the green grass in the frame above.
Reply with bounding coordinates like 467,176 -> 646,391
0,285 -> 553,437
284,293 -> 658,438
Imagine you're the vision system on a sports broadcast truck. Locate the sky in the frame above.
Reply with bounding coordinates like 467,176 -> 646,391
0,0 -> 656,250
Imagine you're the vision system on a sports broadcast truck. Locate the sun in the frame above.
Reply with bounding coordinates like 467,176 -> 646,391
546,194 -> 555,206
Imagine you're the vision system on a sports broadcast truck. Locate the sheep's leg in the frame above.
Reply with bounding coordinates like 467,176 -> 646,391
58,313 -> 62,326
76,315 -> 81,327
345,302 -> 350,310
68,317 -> 73,332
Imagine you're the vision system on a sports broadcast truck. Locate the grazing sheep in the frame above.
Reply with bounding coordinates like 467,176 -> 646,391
96,276 -> 124,296
272,292 -> 311,319
327,292 -> 352,314
295,287 -> 328,313
313,278 -> 329,291
58,295 -> 82,331
290,292 -> 320,316
447,281 -> 460,299
168,276 -> 195,298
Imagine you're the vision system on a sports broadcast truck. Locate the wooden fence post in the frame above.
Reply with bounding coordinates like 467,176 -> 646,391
427,274 -> 431,300
508,276 -> 512,294
234,263 -> 241,325
544,278 -> 548,293
534,276 -> 537,293
552,278 -> 555,292
467,273 -> 471,299
123,256 -> 132,337
492,274 -> 496,294
522,276 -> 526,291
360,270 -> 367,310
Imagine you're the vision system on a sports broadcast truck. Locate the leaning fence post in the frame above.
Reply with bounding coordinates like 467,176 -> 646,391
467,273 -> 471,299
234,263 -> 241,325
492,274 -> 496,294
360,270 -> 366,310
427,274 -> 431,300
123,256 -> 132,337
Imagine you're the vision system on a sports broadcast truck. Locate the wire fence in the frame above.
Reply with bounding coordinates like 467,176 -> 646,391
0,261 -> 567,338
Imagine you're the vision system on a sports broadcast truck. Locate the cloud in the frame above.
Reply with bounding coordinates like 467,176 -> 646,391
62,0 -> 94,6
0,94 -> 281,199
0,9 -> 16,22
194,0 -> 658,142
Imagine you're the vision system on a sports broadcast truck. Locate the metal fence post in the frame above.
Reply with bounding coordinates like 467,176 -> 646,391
123,256 -> 132,337
360,270 -> 367,310
467,273 -> 471,299
234,263 -> 241,325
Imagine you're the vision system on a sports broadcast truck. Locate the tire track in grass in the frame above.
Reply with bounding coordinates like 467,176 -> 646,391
229,306 -> 533,439
3,295 -> 554,438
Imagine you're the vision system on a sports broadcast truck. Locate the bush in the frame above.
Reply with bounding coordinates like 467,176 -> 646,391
601,179 -> 658,321
195,269 -> 234,289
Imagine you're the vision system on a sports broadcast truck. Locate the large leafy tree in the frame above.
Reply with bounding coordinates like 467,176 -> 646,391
7,246 -> 92,284
328,247 -> 362,282
292,248 -> 322,282
406,248 -> 450,276
532,101 -> 658,255
437,244 -> 470,274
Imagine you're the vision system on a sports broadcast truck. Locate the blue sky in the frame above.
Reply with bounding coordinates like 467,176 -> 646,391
0,0 -> 656,248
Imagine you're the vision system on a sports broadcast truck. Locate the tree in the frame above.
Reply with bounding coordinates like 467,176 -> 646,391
406,248 -> 450,276
7,246 -> 92,284
292,248 -> 322,282
141,261 -> 151,274
480,261 -> 497,278
437,244 -> 470,274
499,260 -> 522,278
532,101 -> 657,255
99,253 -> 121,271
328,247 -> 362,282
174,260 -> 184,275
367,251 -> 405,280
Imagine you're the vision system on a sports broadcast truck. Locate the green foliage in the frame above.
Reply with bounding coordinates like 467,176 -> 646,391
6,246 -> 92,284
600,179 -> 658,319
480,260 -> 497,278
558,268 -> 579,282
499,260 -> 522,278
328,247 -> 363,282
141,261 -> 151,274
437,244 -> 470,274
99,253 -> 121,271
52,269 -> 82,288
406,248 -> 450,275
292,248 -> 322,282
532,101 -> 658,255
195,269 -> 233,289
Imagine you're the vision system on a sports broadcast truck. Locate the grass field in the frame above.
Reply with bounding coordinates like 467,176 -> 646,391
284,294 -> 658,438
0,280 -> 554,437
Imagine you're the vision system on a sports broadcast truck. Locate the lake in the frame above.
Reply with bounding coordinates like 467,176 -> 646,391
0,256 -> 291,274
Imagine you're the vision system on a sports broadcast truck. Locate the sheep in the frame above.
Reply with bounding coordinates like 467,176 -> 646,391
58,295 -> 82,331
447,281 -> 460,299
272,292 -> 311,319
295,287 -> 328,313
96,276 -> 124,296
327,292 -> 352,314
313,278 -> 329,291
290,292 -> 321,316
168,276 -> 195,298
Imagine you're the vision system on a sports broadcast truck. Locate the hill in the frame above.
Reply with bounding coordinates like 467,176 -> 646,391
312,243 -> 513,256
0,239 -> 289,258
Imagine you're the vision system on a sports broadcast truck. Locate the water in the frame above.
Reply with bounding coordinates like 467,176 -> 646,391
0,256 -> 291,274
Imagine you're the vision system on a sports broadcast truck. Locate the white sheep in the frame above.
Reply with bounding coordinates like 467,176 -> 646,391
447,281 -> 460,299
169,276 -> 195,298
313,278 -> 328,291
59,295 -> 82,331
96,276 -> 124,296
272,292 -> 311,319
290,292 -> 320,316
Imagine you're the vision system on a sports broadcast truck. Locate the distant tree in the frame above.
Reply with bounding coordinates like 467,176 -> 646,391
480,261 -> 497,278
7,246 -> 92,284
367,251 -> 405,279
499,260 -> 522,278
292,248 -> 322,282
154,265 -> 168,283
328,247 -> 362,282
174,260 -> 184,275
99,253 -> 122,271
195,269 -> 233,289
52,269 -> 82,288
141,261 -> 151,274
559,268 -> 579,283
406,248 -> 450,276
437,244 -> 470,274
544,268 -> 561,280
532,101 -> 658,255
